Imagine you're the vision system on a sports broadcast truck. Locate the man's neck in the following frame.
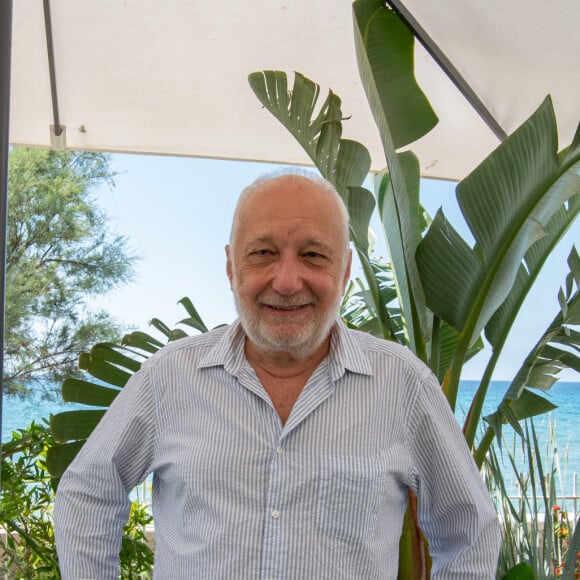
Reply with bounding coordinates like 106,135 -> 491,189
244,337 -> 330,380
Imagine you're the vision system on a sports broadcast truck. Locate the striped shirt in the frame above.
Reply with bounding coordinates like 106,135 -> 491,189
54,320 -> 500,579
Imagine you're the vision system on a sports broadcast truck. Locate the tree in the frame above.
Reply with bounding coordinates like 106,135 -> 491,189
4,147 -> 137,396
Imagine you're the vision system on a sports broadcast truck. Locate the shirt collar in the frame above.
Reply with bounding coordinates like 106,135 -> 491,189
199,318 -> 373,380
198,320 -> 247,375
327,319 -> 373,380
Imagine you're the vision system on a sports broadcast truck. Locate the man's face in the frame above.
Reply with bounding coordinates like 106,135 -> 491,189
226,176 -> 351,360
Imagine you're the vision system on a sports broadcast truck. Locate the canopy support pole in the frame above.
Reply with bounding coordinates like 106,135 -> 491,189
1,0 -> 14,481
43,0 -> 65,141
386,0 -> 508,142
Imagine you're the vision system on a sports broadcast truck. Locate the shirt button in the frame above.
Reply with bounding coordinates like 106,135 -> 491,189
276,446 -> 283,455
271,510 -> 280,519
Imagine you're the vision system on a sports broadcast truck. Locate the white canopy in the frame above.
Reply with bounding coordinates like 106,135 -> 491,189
8,0 -> 580,180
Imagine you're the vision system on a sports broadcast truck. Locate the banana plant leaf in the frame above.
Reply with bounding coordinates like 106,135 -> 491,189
463,190 -> 579,447
62,378 -> 120,407
474,248 -> 579,465
483,388 -> 557,441
84,342 -> 142,372
352,0 -> 438,149
432,323 -> 484,385
417,97 -> 580,410
341,258 -> 403,340
122,330 -> 164,354
149,317 -> 189,342
248,71 -> 371,188
46,441 -> 85,479
177,296 -> 209,333
78,345 -> 134,388
486,195 -> 580,351
502,562 -> 535,580
248,69 -> 398,340
419,98 -> 577,342
353,0 -> 436,350
503,247 -> 579,401
51,410 -> 106,443
375,151 -> 428,352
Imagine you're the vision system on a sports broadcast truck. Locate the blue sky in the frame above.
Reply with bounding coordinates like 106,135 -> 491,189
92,152 -> 578,381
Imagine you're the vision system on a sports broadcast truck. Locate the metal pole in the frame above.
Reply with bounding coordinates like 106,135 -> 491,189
1,0 -> 15,481
385,0 -> 508,142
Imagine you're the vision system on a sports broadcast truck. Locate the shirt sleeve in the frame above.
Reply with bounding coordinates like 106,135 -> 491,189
54,365 -> 156,580
407,370 -> 501,578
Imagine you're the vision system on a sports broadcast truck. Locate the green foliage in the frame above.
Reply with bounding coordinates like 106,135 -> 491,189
119,500 -> 154,579
475,248 -> 580,466
4,147 -> 138,396
484,418 -> 578,579
1,421 -> 154,578
0,421 -> 60,578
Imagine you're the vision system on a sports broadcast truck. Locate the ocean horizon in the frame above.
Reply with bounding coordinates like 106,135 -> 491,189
2,379 -> 578,497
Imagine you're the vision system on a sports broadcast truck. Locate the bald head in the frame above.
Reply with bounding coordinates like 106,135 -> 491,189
229,172 -> 350,252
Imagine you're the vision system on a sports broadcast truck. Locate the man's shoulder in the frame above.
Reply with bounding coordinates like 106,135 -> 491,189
344,326 -> 413,358
342,326 -> 432,379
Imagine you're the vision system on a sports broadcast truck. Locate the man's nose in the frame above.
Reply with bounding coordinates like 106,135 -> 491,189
270,256 -> 304,295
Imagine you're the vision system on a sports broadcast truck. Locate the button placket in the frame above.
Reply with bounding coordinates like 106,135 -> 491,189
260,435 -> 287,580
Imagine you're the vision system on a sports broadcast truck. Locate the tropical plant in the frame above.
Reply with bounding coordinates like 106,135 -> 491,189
1,421 -> 60,578
484,417 -> 579,579
1,420 -> 154,578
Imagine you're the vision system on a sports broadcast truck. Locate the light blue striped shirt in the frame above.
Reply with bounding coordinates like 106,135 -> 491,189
54,320 -> 500,578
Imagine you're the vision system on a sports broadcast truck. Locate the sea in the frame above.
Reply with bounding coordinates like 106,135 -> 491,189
2,379 -> 578,499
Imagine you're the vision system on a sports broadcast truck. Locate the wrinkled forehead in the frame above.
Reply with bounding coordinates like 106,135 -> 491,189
231,175 -> 349,247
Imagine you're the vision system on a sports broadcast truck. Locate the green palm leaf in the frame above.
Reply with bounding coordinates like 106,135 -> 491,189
464,188 -> 579,447
62,378 -> 120,407
486,195 -> 580,350
51,410 -> 105,443
475,248 -> 579,465
376,151 -> 427,350
505,247 -> 580,400
352,0 -> 438,149
353,0 -> 438,351
417,97 -> 580,409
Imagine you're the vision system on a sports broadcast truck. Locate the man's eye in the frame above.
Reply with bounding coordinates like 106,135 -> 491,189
252,249 -> 272,256
304,251 -> 324,259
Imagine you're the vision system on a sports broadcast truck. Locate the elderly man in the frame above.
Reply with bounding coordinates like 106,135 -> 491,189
55,172 -> 500,578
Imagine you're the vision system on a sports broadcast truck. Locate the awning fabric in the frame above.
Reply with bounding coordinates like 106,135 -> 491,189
8,1 -> 580,180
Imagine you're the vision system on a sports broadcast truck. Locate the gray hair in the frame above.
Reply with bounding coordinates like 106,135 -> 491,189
229,168 -> 350,247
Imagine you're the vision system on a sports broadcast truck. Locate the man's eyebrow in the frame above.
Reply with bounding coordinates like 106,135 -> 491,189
244,237 -> 335,253
302,239 -> 334,253
245,236 -> 274,249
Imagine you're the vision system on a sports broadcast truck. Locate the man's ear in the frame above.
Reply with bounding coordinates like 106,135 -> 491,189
342,249 -> 352,292
225,245 -> 233,287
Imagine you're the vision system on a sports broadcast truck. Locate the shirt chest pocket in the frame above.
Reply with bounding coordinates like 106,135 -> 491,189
316,455 -> 395,541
